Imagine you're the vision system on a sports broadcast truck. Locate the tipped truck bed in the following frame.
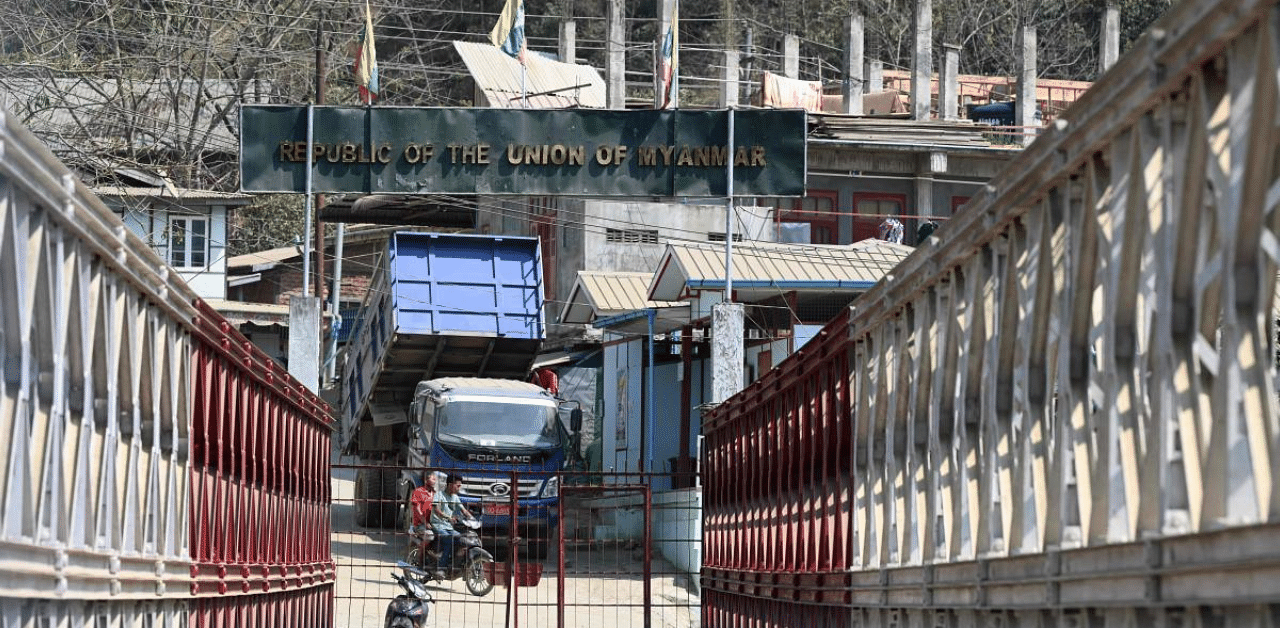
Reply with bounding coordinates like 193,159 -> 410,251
340,231 -> 545,454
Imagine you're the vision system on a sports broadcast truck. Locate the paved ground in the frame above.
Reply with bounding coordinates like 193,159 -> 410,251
331,463 -> 700,628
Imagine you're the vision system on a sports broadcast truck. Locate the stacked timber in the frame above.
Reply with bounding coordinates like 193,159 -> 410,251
807,113 -> 998,147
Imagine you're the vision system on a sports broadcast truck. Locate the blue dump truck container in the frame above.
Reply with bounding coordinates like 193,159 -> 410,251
340,232 -> 562,554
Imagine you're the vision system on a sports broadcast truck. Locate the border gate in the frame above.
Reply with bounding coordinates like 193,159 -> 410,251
333,463 -> 701,628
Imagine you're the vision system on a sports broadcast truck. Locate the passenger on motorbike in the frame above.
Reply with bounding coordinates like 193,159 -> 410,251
430,473 -> 476,578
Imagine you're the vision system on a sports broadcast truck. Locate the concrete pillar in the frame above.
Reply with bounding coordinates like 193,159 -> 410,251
940,43 -> 960,120
865,60 -> 883,93
288,296 -> 322,393
607,0 -> 625,110
559,20 -> 576,65
911,0 -> 932,120
720,49 -> 740,108
1017,25 -> 1037,146
1100,4 -> 1120,74
784,34 -> 800,79
843,13 -> 865,115
711,302 -> 744,404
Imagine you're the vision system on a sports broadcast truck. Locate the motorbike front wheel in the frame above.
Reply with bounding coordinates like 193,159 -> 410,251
464,548 -> 495,597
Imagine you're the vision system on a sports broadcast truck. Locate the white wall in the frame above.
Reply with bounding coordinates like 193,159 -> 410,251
583,201 -> 774,276
580,488 -> 703,585
117,203 -> 227,300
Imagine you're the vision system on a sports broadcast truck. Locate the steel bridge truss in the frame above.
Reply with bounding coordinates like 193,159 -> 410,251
0,102 -> 334,625
705,0 -> 1280,626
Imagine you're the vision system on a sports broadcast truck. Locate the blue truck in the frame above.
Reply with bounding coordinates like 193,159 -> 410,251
340,232 -> 574,559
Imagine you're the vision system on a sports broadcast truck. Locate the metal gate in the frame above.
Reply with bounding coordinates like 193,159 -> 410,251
332,461 -> 701,628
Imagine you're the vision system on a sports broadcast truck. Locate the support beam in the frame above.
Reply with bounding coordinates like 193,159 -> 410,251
720,50 -> 740,108
606,0 -> 625,110
1100,4 -> 1120,75
784,34 -> 800,79
866,60 -> 884,93
940,43 -> 961,120
559,19 -> 576,65
911,0 -> 933,120
843,13 -> 865,115
1017,25 -> 1038,146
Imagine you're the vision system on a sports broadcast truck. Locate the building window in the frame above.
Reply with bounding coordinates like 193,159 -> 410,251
764,190 -> 838,244
169,215 -> 208,269
707,232 -> 743,242
850,193 -> 906,243
605,228 -> 659,244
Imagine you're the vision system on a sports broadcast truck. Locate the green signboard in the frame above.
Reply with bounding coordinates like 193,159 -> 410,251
239,106 -> 806,197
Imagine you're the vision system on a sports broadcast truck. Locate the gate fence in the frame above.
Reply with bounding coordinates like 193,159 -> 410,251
0,109 -> 334,626
332,461 -> 701,628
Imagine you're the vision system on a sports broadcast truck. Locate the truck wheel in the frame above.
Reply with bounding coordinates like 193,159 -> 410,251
376,469 -> 400,528
354,468 -> 399,528
354,468 -> 374,527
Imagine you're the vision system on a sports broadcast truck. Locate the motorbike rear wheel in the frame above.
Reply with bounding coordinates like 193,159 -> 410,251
464,548 -> 495,597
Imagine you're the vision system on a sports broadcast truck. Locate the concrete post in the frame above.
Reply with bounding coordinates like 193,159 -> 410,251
1017,25 -> 1038,146
607,0 -> 625,110
843,13 -> 865,114
1100,4 -> 1120,74
711,302 -> 744,404
784,34 -> 800,79
940,44 -> 960,120
559,20 -> 576,65
866,60 -> 884,93
911,0 -> 933,120
720,49 -> 740,108
288,296 -> 322,393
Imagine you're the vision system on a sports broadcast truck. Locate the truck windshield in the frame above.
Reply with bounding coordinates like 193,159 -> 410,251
435,399 -> 562,449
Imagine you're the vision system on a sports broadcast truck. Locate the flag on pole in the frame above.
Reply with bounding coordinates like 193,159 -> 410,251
353,0 -> 379,103
490,0 -> 527,63
659,1 -> 679,108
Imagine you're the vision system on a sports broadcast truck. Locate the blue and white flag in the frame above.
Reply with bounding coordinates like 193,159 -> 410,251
490,0 -> 527,63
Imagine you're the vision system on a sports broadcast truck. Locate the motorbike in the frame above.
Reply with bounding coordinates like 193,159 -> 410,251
385,562 -> 433,628
406,517 -> 496,596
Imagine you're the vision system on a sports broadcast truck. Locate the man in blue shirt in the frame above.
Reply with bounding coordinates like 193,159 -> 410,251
431,473 -> 475,577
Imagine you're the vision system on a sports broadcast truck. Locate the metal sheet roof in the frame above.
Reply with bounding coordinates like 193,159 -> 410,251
562,271 -> 685,325
93,186 -> 254,202
453,41 -> 606,109
649,239 -> 916,301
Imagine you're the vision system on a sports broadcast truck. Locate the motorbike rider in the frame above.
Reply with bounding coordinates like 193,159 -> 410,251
430,473 -> 476,578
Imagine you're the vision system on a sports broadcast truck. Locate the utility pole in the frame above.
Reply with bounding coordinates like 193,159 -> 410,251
314,18 -> 327,314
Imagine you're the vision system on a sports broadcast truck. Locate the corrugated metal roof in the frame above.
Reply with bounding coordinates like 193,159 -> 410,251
577,271 -> 683,313
94,186 -> 253,201
561,271 -> 689,333
453,41 -> 606,109
649,239 -> 916,301
227,246 -> 300,270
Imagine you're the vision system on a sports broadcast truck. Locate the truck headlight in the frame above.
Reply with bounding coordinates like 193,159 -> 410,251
542,476 -> 559,498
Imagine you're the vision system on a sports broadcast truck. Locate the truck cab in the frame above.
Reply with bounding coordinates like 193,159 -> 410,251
405,377 -> 568,559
